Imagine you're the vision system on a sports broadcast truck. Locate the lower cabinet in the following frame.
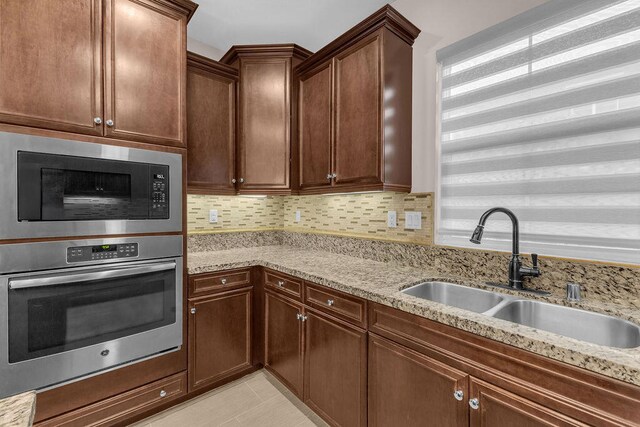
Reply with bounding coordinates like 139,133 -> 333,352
368,334 -> 585,427
264,291 -> 304,396
469,378 -> 586,427
188,286 -> 253,391
37,372 -> 187,427
368,335 -> 468,427
304,310 -> 367,427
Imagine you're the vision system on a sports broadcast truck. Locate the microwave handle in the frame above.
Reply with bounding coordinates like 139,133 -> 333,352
8,262 -> 176,290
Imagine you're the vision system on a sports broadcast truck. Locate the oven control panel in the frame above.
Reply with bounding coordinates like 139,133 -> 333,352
67,243 -> 139,263
149,165 -> 169,219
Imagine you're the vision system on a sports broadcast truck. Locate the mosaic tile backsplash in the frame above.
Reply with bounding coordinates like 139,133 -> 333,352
187,192 -> 433,244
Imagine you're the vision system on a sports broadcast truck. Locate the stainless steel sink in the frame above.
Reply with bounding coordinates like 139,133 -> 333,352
492,300 -> 640,348
401,282 -> 505,313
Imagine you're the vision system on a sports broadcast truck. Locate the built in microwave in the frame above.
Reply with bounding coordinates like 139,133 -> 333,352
0,131 -> 182,239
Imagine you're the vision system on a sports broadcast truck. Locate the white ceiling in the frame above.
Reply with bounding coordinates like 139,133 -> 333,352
188,0 -> 394,56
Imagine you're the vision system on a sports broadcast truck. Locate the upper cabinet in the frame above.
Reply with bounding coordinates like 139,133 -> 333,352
0,0 -> 103,136
0,0 -> 196,147
186,52 -> 238,194
221,45 -> 312,195
296,5 -> 420,194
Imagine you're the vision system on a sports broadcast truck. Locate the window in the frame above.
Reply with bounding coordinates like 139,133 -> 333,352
436,0 -> 640,264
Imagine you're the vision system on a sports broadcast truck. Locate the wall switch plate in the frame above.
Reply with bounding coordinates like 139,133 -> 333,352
295,210 -> 301,223
209,209 -> 218,224
387,211 -> 397,228
405,211 -> 422,230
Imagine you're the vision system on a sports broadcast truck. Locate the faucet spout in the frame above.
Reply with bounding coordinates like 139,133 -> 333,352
469,207 -> 540,290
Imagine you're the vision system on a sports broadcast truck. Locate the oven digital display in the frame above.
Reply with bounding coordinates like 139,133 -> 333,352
92,245 -> 117,253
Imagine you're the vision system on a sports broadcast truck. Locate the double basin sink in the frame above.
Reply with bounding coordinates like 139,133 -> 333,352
401,281 -> 640,349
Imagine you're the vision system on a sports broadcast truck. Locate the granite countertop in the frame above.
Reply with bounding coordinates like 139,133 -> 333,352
0,392 -> 36,427
189,245 -> 640,387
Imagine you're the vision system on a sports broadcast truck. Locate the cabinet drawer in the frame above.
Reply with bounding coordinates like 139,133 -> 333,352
37,372 -> 187,427
305,283 -> 366,327
189,269 -> 251,297
264,270 -> 303,301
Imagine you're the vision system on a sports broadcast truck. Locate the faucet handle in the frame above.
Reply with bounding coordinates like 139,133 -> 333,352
531,253 -> 538,268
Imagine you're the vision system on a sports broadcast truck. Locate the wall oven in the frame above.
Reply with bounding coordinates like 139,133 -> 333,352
0,131 -> 182,240
0,235 -> 183,398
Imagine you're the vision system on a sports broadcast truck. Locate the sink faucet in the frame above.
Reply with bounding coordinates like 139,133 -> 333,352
470,207 -> 541,290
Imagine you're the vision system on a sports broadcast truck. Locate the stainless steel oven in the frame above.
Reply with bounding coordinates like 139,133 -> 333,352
0,131 -> 182,240
0,235 -> 183,398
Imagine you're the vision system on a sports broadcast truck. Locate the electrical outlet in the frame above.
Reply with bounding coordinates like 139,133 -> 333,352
209,209 -> 218,224
405,211 -> 422,230
295,210 -> 301,223
387,211 -> 397,228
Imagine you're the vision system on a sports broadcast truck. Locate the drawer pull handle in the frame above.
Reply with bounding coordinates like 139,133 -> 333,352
277,280 -> 285,287
327,299 -> 335,306
160,390 -> 167,398
221,278 -> 227,285
454,390 -> 464,401
469,398 -> 479,410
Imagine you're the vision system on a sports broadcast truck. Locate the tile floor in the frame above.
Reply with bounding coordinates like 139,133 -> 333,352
131,371 -> 327,427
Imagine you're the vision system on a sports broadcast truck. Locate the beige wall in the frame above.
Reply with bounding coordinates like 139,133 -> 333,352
391,0 -> 548,192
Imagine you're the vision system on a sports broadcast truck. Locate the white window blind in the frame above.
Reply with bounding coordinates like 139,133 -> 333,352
436,0 -> 640,264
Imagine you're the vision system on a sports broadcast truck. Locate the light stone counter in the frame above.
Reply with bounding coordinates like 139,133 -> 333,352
189,245 -> 640,386
0,392 -> 36,427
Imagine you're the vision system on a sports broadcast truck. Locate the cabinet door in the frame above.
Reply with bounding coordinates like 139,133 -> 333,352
469,378 -> 586,427
368,335 -> 469,427
264,291 -> 303,396
104,0 -> 186,146
304,310 -> 367,427
0,0 -> 102,135
299,62 -> 333,191
189,287 -> 252,391
334,33 -> 382,187
238,58 -> 291,192
187,64 -> 236,194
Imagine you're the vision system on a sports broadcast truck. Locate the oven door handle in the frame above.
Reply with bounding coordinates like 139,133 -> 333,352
8,262 -> 176,290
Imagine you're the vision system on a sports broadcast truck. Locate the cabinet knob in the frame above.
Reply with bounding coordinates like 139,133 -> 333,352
301,315 -> 308,322
239,178 -> 244,183
93,117 -> 102,125
277,280 -> 285,287
296,313 -> 302,321
327,174 -> 332,180
232,179 -> 237,184
331,173 -> 337,179
453,390 -> 464,401
160,390 -> 167,398
469,398 -> 479,410
327,299 -> 334,306
106,119 -> 114,127
190,307 -> 196,315
221,278 -> 227,285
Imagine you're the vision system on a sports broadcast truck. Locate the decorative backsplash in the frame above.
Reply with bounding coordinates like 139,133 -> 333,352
187,195 -> 283,232
187,192 -> 433,244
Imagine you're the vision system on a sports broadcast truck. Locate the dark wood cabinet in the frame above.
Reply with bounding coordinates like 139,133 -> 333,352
186,52 -> 238,194
469,378 -> 585,427
368,334 -> 469,427
333,34 -> 382,188
0,0 -> 103,136
298,62 -> 333,191
221,45 -> 311,195
188,287 -> 253,392
295,6 -> 420,194
0,0 -> 195,147
304,310 -> 367,427
264,290 -> 304,396
104,0 -> 188,147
